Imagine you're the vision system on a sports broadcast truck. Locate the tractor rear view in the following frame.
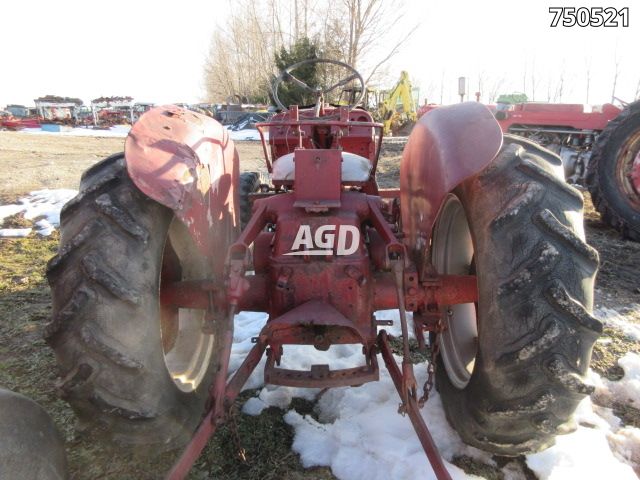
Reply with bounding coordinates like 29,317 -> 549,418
47,60 -> 600,479
495,101 -> 640,241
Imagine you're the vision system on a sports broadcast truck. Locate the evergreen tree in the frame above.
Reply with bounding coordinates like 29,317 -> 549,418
273,38 -> 319,108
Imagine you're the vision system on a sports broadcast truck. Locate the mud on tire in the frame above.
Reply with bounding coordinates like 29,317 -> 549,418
45,153 -> 223,450
432,135 -> 601,455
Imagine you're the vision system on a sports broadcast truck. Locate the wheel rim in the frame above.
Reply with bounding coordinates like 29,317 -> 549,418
615,128 -> 640,208
431,194 -> 477,389
160,220 -> 214,393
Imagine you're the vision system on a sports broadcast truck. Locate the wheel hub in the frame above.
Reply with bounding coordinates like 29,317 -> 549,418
617,129 -> 640,207
431,194 -> 478,389
160,220 -> 215,393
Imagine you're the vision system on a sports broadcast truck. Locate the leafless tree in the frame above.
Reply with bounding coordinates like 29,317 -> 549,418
203,0 -> 415,102
476,71 -> 486,102
204,0 -> 297,102
530,57 -> 537,101
485,75 -> 506,103
347,0 -> 417,83
585,56 -> 592,104
419,77 -> 439,105
611,48 -> 621,103
522,58 -> 527,97
545,75 -> 552,102
553,69 -> 565,103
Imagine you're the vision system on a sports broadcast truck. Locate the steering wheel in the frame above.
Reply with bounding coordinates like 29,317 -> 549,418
272,58 -> 365,112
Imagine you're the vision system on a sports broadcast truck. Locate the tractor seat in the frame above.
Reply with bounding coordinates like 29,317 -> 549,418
271,151 -> 372,183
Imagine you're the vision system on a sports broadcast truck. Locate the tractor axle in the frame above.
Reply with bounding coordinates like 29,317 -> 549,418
160,273 -> 478,318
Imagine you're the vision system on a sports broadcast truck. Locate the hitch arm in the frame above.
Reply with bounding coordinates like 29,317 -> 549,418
166,338 -> 267,480
378,331 -> 452,480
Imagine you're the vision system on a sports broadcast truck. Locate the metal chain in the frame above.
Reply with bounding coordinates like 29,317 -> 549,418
228,407 -> 247,463
419,337 -> 439,408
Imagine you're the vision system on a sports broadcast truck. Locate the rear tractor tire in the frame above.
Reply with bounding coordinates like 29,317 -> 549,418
46,153 -> 225,450
586,100 -> 640,241
431,135 -> 601,455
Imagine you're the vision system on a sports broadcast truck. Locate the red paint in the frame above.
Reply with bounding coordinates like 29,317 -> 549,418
154,101 -> 493,479
293,149 -> 342,209
0,117 -> 40,130
257,107 -> 383,194
125,105 -> 239,274
400,102 -> 503,272
496,102 -> 621,132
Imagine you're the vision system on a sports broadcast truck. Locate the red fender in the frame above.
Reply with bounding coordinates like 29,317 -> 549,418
125,105 -> 239,274
400,102 -> 503,268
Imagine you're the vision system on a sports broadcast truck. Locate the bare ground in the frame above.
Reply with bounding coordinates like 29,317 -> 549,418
0,131 -> 639,479
0,132 -> 266,195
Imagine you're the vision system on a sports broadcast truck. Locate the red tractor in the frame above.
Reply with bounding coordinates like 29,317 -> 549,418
493,101 -> 640,241
46,60 -> 601,479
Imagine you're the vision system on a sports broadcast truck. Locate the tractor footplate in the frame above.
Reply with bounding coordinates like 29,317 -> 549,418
265,349 -> 378,388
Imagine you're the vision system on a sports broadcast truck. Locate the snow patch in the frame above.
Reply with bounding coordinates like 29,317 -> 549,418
596,306 -> 640,341
284,362 -> 487,480
22,126 -> 131,138
595,353 -> 640,408
526,423 -> 636,479
0,189 -> 77,237
242,396 -> 268,416
228,309 -> 640,479
21,124 -> 266,141
0,228 -> 32,237
227,128 -> 267,141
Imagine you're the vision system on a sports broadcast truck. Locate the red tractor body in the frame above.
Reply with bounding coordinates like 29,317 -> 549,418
494,101 -> 621,132
122,100 -> 501,479
47,61 -> 602,480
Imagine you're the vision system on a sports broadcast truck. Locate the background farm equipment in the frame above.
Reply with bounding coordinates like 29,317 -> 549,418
494,100 -> 640,241
0,113 -> 40,130
377,71 -> 419,136
4,104 -> 37,118
1,104 -> 40,130
90,97 -> 156,127
47,60 -> 600,479
212,98 -> 270,125
228,111 -> 274,131
34,95 -> 83,125
342,71 -> 420,136
91,96 -> 135,126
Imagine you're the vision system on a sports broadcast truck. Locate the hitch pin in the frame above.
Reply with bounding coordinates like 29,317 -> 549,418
392,258 -> 418,414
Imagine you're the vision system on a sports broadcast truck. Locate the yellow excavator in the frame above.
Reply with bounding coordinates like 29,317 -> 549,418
377,71 -> 418,136
339,71 -> 418,136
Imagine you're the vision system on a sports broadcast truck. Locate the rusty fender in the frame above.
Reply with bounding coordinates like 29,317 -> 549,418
125,106 -> 240,274
400,102 -> 503,268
